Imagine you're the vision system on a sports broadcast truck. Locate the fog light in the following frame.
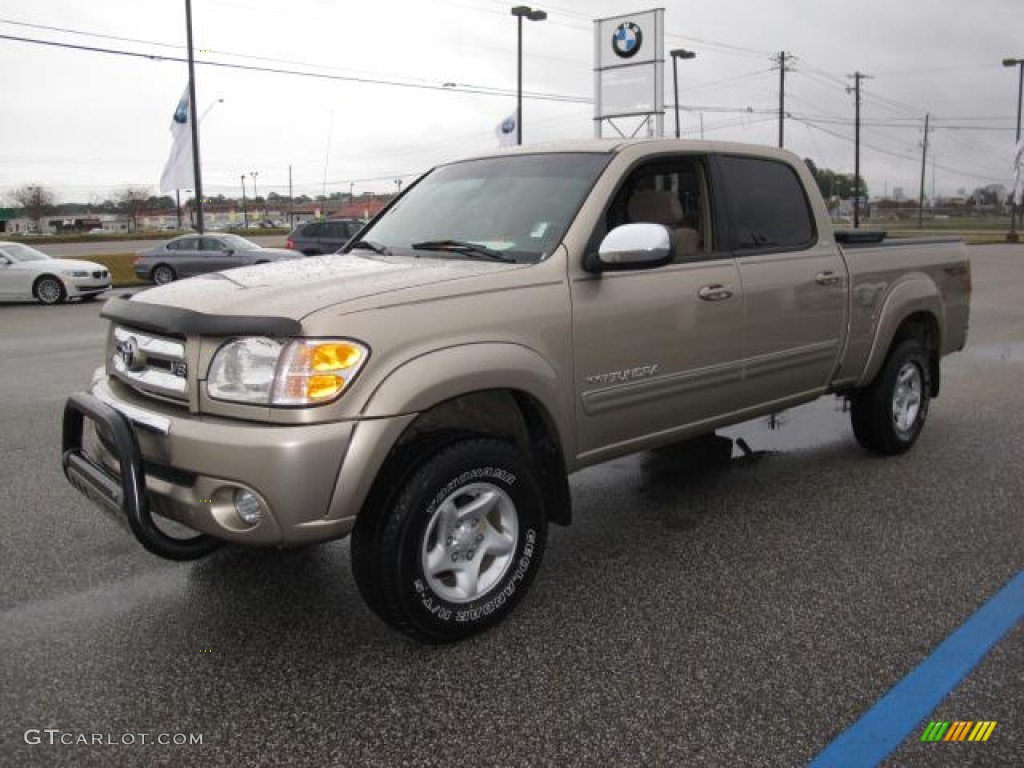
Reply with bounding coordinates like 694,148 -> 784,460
234,489 -> 263,526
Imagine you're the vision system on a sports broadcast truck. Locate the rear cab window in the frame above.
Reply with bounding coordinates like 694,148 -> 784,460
715,155 -> 816,253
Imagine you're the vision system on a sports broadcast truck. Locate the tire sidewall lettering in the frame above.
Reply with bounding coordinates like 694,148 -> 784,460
409,465 -> 538,627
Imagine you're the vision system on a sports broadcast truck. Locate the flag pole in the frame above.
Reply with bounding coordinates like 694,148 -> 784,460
185,0 -> 204,234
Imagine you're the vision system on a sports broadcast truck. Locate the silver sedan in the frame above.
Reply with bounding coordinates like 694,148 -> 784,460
134,233 -> 300,285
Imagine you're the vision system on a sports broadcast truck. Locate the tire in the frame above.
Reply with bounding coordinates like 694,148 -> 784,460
352,438 -> 547,643
152,265 -> 176,285
34,275 -> 66,305
850,338 -> 931,455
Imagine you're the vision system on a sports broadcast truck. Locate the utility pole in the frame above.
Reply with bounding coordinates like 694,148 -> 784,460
847,71 -> 871,228
776,52 -> 793,148
288,165 -> 293,229
184,0 -> 204,234
1003,57 -> 1023,240
917,113 -> 931,229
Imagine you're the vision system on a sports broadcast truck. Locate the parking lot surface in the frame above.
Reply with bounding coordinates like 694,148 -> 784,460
1,245 -> 1021,766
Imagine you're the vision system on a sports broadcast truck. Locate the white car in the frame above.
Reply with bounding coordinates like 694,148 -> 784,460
0,242 -> 112,305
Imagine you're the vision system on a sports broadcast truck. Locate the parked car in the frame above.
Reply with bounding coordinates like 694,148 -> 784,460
286,219 -> 364,255
0,242 -> 111,305
133,233 -> 300,285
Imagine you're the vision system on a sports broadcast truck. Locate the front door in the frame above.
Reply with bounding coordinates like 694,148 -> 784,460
570,156 -> 748,462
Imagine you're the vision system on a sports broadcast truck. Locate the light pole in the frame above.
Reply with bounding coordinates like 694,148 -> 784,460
1004,57 -> 1023,240
250,171 -> 259,223
670,49 -> 697,139
511,5 -> 547,146
240,174 -> 248,228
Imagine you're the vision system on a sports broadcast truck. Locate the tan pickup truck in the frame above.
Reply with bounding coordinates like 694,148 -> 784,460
62,140 -> 970,642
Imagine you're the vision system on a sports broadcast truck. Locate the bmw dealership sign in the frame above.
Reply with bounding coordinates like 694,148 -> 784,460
594,9 -> 665,136
612,21 -> 643,58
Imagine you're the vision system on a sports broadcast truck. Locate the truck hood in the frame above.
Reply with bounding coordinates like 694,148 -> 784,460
129,253 -> 519,321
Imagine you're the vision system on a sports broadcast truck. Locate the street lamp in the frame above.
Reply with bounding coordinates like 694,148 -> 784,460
240,174 -> 248,229
250,171 -> 259,223
1003,57 -> 1023,240
511,5 -> 547,145
199,97 -> 225,123
670,49 -> 697,139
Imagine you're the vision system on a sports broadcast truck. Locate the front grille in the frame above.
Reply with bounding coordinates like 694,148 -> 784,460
111,326 -> 189,402
93,270 -> 108,279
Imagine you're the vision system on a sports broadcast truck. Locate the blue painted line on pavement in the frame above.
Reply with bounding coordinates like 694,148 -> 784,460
810,569 -> 1024,767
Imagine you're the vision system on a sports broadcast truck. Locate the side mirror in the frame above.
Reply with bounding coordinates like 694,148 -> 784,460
223,248 -> 235,256
584,223 -> 672,273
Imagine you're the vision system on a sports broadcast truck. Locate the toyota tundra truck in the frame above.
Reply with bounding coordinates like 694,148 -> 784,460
61,139 -> 970,643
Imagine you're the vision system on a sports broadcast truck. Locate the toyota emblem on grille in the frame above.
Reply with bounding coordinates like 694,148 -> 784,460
117,336 -> 142,371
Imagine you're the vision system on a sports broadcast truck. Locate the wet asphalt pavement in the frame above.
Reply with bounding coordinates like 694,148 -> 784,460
1,245 -> 1022,767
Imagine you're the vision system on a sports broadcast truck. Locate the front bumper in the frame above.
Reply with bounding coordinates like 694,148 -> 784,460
65,276 -> 111,298
62,376 -> 362,549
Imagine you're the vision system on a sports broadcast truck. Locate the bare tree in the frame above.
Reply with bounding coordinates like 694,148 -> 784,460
11,184 -> 56,230
114,186 -> 152,231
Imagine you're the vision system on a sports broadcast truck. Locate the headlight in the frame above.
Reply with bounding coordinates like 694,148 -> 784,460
207,337 -> 369,406
63,270 -> 89,278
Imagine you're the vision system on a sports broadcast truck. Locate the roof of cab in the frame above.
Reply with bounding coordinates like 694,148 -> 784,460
451,137 -> 803,164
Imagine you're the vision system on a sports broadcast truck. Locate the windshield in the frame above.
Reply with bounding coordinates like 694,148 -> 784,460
222,234 -> 260,250
353,153 -> 610,263
0,242 -> 52,262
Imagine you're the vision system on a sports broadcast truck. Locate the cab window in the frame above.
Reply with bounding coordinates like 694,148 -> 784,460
717,155 -> 816,251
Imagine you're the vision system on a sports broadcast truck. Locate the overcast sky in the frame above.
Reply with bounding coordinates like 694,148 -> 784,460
1,0 -> 1020,204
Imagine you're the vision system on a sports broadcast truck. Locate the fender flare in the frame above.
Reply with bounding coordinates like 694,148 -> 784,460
359,342 -> 571,436
856,275 -> 944,388
326,343 -> 574,526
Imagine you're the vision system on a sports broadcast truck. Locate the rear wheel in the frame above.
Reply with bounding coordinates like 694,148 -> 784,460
152,265 -> 176,285
351,438 -> 547,643
34,275 -> 66,305
850,338 -> 931,455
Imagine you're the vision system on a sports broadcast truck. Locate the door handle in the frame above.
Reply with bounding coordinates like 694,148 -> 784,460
698,284 -> 734,301
815,271 -> 842,286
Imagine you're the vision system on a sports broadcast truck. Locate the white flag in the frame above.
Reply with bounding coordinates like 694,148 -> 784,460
1013,139 -> 1024,199
496,113 -> 517,148
160,85 -> 194,193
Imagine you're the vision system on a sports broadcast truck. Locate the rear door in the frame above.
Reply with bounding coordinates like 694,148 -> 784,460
715,154 -> 847,403
302,222 -> 325,253
165,236 -> 201,276
570,155 -> 748,460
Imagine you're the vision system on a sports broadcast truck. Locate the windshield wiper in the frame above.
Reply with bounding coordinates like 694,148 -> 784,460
349,239 -> 391,255
410,240 -> 516,263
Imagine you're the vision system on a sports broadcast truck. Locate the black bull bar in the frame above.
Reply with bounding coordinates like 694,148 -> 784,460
61,392 -> 221,561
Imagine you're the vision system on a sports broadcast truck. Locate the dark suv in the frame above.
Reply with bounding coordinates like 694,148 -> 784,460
285,219 -> 364,255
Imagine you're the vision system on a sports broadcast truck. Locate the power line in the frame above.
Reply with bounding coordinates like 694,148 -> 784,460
0,31 -> 592,104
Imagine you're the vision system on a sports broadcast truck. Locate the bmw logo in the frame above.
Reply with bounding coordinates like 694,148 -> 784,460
612,21 -> 643,59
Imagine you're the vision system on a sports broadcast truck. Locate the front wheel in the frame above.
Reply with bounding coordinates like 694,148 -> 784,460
35,275 -> 66,305
352,438 -> 547,643
850,338 -> 931,455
